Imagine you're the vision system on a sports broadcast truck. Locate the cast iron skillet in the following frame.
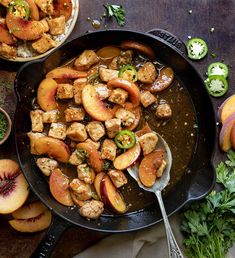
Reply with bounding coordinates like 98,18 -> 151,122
14,29 -> 216,257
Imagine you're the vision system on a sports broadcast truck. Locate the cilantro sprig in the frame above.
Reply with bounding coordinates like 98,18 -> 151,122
103,4 -> 126,26
181,150 -> 235,258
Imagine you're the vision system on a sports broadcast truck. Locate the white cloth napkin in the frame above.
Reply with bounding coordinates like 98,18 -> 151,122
74,213 -> 235,258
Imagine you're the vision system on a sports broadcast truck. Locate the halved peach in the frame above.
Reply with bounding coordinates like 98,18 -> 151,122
135,123 -> 152,137
53,0 -> 72,21
9,210 -> 52,232
218,95 -> 235,124
82,84 -> 114,121
100,175 -> 127,214
230,123 -> 235,149
108,78 -> 141,107
124,102 -> 141,130
37,78 -> 58,111
139,149 -> 164,187
6,12 -> 45,40
0,23 -> 17,45
26,0 -> 40,20
113,143 -> 141,170
77,142 -> 103,172
12,201 -> 47,219
46,67 -> 87,79
49,168 -> 73,206
219,113 -> 235,152
34,136 -> 70,163
94,172 -> 105,199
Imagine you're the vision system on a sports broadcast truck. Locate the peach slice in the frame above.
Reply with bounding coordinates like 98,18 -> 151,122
219,113 -> 235,152
96,46 -> 121,62
108,78 -> 141,107
0,23 -> 17,45
46,67 -> 87,79
26,0 -> 40,20
6,12 -> 45,40
53,0 -> 72,21
218,95 -> 235,124
0,159 -> 29,214
94,172 -> 105,199
139,149 -> 164,187
9,210 -> 52,232
37,78 -> 58,111
230,123 -> 235,149
34,136 -> 70,163
12,201 -> 47,219
100,175 -> 127,214
82,84 -> 114,121
49,168 -> 73,206
0,0 -> 12,7
113,143 -> 141,170
124,102 -> 141,130
77,142 -> 103,172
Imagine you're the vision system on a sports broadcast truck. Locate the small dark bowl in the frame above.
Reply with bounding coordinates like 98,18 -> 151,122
0,107 -> 12,145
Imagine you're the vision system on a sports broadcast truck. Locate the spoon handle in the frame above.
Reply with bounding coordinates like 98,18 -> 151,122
155,190 -> 185,258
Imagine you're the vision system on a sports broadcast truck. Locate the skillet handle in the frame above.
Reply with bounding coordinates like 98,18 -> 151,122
147,28 -> 187,56
30,215 -> 71,258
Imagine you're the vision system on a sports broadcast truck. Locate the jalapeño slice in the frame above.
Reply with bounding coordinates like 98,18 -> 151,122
119,65 -> 138,82
207,62 -> 229,78
114,130 -> 136,149
204,75 -> 228,97
186,38 -> 208,60
9,0 -> 31,20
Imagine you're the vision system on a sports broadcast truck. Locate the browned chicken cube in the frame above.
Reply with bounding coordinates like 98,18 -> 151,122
36,158 -> 58,176
32,33 -> 56,54
115,108 -> 135,127
99,67 -> 119,82
86,121 -> 105,142
64,107 -> 85,122
108,88 -> 128,106
85,139 -> 100,150
74,50 -> 99,71
42,110 -> 59,123
48,122 -> 66,140
79,200 -> 104,219
56,83 -> 74,99
101,139 -> 117,161
27,132 -> 45,155
70,178 -> 92,201
34,0 -> 54,14
109,50 -> 133,69
138,62 -> 157,84
155,103 -> 172,119
30,110 -> 44,132
47,16 -> 65,35
66,122 -> 87,142
139,132 -> 158,156
94,83 -> 111,100
69,150 -> 84,166
105,118 -> 122,138
0,43 -> 17,58
73,78 -> 87,105
108,170 -> 128,188
140,91 -> 157,107
77,164 -> 95,184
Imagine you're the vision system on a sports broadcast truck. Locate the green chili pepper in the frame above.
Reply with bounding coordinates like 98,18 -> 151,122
87,72 -> 99,84
9,0 -> 31,20
119,65 -> 138,82
204,75 -> 228,97
186,37 -> 208,60
207,62 -> 229,78
114,130 -> 136,149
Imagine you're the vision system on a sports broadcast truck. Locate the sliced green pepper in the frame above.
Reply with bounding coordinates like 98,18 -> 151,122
204,75 -> 228,97
87,72 -> 99,84
119,65 -> 138,82
9,0 -> 31,20
114,130 -> 136,149
186,38 -> 208,60
207,62 -> 229,78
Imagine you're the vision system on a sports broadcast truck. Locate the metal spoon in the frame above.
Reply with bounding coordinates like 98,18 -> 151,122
127,133 -> 185,258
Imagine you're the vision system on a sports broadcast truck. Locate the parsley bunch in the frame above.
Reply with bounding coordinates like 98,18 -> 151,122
181,150 -> 235,258
103,4 -> 126,26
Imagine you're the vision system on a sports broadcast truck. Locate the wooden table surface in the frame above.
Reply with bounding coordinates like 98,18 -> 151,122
0,0 -> 234,257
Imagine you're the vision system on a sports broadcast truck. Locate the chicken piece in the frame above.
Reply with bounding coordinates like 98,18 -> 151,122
47,16 -> 65,35
140,91 -> 157,107
85,139 -> 100,150
27,132 -> 45,155
139,132 -> 158,156
32,33 -> 56,54
79,200 -> 104,219
40,19 -> 50,32
0,43 -> 17,58
86,121 -> 105,142
73,78 -> 87,105
56,83 -> 74,99
64,107 -> 85,122
104,118 -> 122,138
108,170 -> 127,188
94,83 -> 111,100
101,139 -> 117,161
34,0 -> 54,15
99,67 -> 119,82
138,62 -> 157,84
77,164 -> 95,184
156,160 -> 167,177
109,50 -> 133,69
36,158 -> 58,176
155,103 -> 172,119
30,110 -> 44,132
42,110 -> 59,123
108,88 -> 128,106
74,50 -> 99,71
66,122 -> 87,142
70,178 -> 92,201
115,108 -> 135,127
68,149 -> 84,166
48,122 -> 66,140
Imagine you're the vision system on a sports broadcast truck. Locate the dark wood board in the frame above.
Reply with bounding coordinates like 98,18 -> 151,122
0,0 -> 234,257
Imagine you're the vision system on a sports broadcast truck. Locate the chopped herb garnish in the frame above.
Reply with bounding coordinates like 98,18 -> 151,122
103,160 -> 114,171
103,4 -> 126,26
76,148 -> 89,162
0,112 -> 7,140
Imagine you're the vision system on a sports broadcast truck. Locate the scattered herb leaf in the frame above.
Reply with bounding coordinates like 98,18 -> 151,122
103,4 -> 126,26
